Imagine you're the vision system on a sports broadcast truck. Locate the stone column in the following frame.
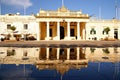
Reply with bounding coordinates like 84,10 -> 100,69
57,48 -> 60,60
77,48 -> 80,60
46,48 -> 49,60
77,22 -> 81,40
67,22 -> 70,39
46,21 -> 50,40
37,22 -> 40,41
67,48 -> 70,60
57,22 -> 60,40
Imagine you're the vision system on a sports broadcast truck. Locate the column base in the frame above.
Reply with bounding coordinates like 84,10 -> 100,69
45,37 -> 52,40
64,36 -> 76,40
53,36 -> 60,40
64,37 -> 70,40
77,37 -> 81,40
10,37 -> 16,40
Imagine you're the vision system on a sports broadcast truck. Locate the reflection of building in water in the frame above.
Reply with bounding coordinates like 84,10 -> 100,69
0,47 -> 120,64
36,63 -> 88,75
36,47 -> 120,75
37,47 -> 88,75
86,47 -> 120,63
0,47 -> 88,75
38,47 -> 87,62
0,47 -> 40,64
0,47 -> 120,75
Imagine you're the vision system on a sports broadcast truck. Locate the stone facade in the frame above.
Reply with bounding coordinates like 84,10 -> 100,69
0,6 -> 120,41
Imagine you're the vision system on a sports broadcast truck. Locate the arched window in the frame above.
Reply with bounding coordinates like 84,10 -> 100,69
90,28 -> 96,34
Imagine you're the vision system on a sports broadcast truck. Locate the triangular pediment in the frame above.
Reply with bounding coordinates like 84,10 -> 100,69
58,6 -> 69,12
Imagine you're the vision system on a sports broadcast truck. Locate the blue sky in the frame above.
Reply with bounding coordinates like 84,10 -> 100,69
0,0 -> 120,19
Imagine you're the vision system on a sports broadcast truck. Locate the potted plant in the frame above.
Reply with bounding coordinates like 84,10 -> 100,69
102,48 -> 110,54
103,27 -> 110,40
103,27 -> 110,34
10,26 -> 16,40
10,26 -> 16,31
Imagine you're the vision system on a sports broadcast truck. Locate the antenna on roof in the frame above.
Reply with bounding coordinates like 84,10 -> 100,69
62,0 -> 64,6
0,0 -> 1,15
115,0 -> 118,19
24,5 -> 26,15
99,6 -> 101,20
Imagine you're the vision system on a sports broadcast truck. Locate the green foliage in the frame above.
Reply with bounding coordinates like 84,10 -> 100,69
10,26 -> 16,31
90,48 -> 96,53
103,27 -> 110,34
102,48 -> 110,54
90,28 -> 96,34
7,49 -> 16,56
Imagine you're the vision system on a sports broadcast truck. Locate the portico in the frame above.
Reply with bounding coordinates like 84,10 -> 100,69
39,21 -> 87,40
36,6 -> 89,41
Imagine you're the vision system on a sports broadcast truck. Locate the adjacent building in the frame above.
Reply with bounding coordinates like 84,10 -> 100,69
0,6 -> 120,41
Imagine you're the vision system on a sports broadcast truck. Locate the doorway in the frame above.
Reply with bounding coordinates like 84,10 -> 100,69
60,26 -> 65,40
50,28 -> 52,37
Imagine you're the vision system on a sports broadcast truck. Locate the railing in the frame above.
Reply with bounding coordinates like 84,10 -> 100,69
38,12 -> 89,17
90,18 -> 120,23
0,15 -> 36,22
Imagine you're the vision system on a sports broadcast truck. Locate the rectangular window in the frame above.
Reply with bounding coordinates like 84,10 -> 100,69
24,24 -> 28,30
70,29 -> 75,36
50,28 -> 52,37
7,24 -> 11,29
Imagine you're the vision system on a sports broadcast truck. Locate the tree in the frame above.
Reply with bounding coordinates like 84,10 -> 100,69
103,27 -> 110,34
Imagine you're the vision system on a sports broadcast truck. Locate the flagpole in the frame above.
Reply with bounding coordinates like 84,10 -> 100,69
99,6 -> 101,20
118,7 -> 120,19
62,0 -> 64,6
0,0 -> 1,15
24,5 -> 25,15
115,0 -> 118,19
23,4 -> 26,15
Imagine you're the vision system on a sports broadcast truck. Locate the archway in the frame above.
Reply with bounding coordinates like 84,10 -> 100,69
60,26 -> 65,40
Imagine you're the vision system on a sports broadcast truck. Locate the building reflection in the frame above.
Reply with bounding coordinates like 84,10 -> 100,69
0,47 -> 120,75
0,47 -> 40,64
86,47 -> 120,63
39,47 -> 86,60
0,47 -> 120,63
37,47 -> 88,75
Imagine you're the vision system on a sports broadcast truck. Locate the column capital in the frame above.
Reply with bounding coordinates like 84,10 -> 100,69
66,21 -> 71,23
63,20 -> 70,23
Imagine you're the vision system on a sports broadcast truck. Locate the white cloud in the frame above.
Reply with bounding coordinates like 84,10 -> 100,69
1,0 -> 32,8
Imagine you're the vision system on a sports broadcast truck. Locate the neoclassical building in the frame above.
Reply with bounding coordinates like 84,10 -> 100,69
36,6 -> 89,40
0,6 -> 120,41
